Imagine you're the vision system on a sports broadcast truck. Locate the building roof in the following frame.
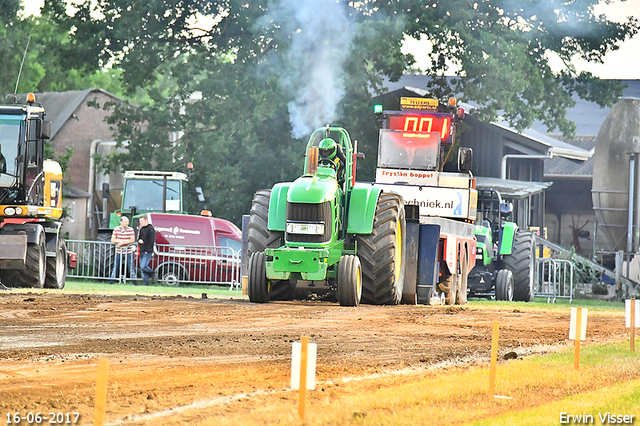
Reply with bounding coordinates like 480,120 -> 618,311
382,77 -> 640,176
475,176 -> 552,198
544,136 -> 596,178
488,117 -> 592,161
63,184 -> 91,198
533,81 -> 640,136
383,76 -> 640,137
31,88 -> 124,139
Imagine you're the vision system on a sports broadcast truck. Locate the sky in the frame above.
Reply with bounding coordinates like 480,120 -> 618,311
22,0 -> 640,79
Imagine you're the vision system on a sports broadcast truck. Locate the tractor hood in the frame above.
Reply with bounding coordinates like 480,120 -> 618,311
287,175 -> 338,204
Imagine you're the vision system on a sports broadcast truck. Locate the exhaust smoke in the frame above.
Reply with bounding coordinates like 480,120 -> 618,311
262,0 -> 354,139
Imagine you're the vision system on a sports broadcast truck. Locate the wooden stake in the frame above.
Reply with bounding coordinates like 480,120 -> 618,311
631,299 -> 636,352
298,336 -> 309,421
488,321 -> 499,396
94,359 -> 109,426
574,308 -> 582,371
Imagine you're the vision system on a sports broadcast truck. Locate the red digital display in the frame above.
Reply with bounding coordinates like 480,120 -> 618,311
388,113 -> 451,141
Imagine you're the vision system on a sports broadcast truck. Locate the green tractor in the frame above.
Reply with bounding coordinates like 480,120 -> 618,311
467,189 -> 537,301
246,126 -> 406,306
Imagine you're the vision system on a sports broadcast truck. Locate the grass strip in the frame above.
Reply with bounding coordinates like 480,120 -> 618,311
197,341 -> 640,425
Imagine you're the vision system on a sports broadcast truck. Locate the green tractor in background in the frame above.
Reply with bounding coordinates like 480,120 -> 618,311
93,171 -> 190,278
245,126 -> 406,306
467,189 -> 537,301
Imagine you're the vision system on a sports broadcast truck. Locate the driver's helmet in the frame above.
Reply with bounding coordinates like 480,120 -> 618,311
500,202 -> 513,217
318,138 -> 338,160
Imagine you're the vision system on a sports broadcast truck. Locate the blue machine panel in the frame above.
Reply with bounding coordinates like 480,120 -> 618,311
417,224 -> 441,304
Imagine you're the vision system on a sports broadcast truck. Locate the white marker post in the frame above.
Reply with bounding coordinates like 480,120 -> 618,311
626,299 -> 639,352
569,307 -> 588,370
291,336 -> 317,421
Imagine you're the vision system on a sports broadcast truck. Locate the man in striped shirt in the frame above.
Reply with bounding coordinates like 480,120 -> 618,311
110,216 -> 137,284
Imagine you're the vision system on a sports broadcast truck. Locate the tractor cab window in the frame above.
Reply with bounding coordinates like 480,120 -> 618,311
0,119 -> 21,186
122,179 -> 182,212
377,129 -> 440,171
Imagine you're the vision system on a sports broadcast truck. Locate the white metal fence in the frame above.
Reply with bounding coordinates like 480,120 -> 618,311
67,240 -> 241,288
536,258 -> 574,303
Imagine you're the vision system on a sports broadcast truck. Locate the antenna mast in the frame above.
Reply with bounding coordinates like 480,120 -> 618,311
14,35 -> 32,104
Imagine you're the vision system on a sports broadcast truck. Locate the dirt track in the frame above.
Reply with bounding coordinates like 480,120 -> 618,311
0,291 -> 628,425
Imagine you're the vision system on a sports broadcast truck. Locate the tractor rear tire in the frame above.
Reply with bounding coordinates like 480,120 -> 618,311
455,249 -> 469,305
247,189 -> 294,301
94,232 -> 115,278
503,231 -> 536,302
495,269 -> 514,301
356,193 -> 406,305
4,232 -> 46,288
337,255 -> 362,307
247,251 -> 270,303
45,237 -> 67,289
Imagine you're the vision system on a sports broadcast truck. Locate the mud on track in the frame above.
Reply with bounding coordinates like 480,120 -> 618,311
0,292 -> 627,425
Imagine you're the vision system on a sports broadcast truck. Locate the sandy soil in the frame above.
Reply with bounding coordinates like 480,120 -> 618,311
0,291 -> 628,425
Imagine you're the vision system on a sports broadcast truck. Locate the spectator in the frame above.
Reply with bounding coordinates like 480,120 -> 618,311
110,216 -> 137,284
138,214 -> 157,285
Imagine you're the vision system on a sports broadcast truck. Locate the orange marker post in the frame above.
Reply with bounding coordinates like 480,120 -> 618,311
298,336 -> 309,421
94,358 -> 109,426
630,299 -> 636,352
488,321 -> 499,396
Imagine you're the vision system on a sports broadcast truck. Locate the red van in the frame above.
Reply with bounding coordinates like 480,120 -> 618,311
147,213 -> 242,285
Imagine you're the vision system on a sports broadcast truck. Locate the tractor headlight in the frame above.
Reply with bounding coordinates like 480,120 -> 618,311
286,222 -> 325,235
14,207 -> 22,215
4,207 -> 15,216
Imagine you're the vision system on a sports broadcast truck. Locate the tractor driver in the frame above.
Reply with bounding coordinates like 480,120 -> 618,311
318,138 -> 347,184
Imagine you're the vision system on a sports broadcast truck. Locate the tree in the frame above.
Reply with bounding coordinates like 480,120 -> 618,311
391,0 -> 639,136
41,0 -> 639,222
0,1 -> 127,97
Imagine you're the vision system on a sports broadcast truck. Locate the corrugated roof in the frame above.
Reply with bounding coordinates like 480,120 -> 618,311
544,136 -> 596,177
475,176 -> 552,198
491,118 -> 592,161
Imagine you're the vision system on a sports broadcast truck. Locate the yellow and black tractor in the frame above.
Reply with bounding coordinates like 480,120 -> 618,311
0,93 -> 68,288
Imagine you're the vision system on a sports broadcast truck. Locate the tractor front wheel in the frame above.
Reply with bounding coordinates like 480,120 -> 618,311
4,232 -> 46,288
495,269 -> 514,301
247,251 -> 270,303
337,255 -> 362,307
247,189 -> 294,301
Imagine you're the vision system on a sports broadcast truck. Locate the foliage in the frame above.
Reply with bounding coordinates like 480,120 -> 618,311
7,0 -> 638,223
567,246 -> 603,286
0,3 -> 125,97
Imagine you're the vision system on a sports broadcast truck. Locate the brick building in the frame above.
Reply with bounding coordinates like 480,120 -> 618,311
35,89 -> 129,240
